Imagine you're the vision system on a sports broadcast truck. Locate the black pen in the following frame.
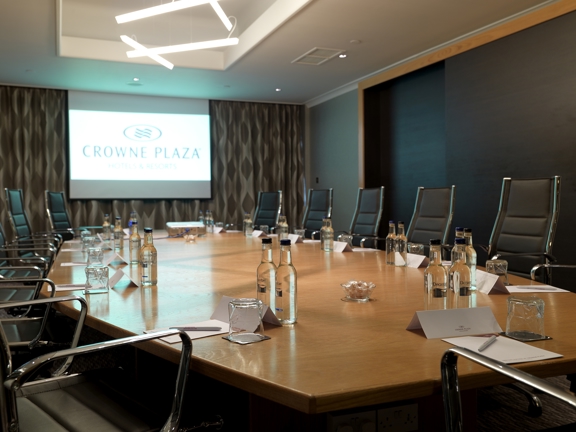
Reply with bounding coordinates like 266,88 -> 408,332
170,326 -> 222,331
478,335 -> 498,352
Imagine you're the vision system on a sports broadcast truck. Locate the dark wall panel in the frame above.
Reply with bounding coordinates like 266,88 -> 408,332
364,62 -> 446,227
445,11 -> 576,287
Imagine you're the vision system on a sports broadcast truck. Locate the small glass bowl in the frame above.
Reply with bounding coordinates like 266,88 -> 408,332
341,280 -> 376,302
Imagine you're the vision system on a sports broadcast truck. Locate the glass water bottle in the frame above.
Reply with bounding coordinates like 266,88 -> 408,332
395,221 -> 407,267
464,228 -> 477,291
243,212 -> 254,237
275,239 -> 297,324
385,220 -> 396,265
320,217 -> 334,252
102,214 -> 111,242
113,216 -> 123,250
129,221 -> 141,265
450,227 -> 464,265
257,238 -> 277,307
139,227 -> 158,286
277,215 -> 289,240
424,239 -> 449,310
449,238 -> 472,308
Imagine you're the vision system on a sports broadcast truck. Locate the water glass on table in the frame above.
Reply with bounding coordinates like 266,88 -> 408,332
226,298 -> 268,344
84,265 -> 110,294
506,296 -> 546,341
486,259 -> 509,285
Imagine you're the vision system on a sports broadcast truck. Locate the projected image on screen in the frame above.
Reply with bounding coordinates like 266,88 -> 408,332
68,94 -> 212,199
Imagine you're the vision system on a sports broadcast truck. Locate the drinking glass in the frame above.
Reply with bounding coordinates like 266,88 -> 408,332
260,225 -> 269,235
506,296 -> 546,341
294,228 -> 306,238
339,234 -> 353,247
226,298 -> 267,344
86,247 -> 104,266
486,259 -> 509,285
84,265 -> 110,294
408,242 -> 424,255
82,235 -> 96,251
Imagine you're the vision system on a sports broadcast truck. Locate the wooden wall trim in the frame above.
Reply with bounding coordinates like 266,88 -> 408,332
357,0 -> 576,186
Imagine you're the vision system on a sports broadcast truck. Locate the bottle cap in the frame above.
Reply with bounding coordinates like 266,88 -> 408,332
280,239 -> 291,246
429,239 -> 442,245
104,213 -> 109,217
389,220 -> 394,224
455,238 -> 466,244
455,227 -> 463,231
262,238 -> 272,244
132,221 -> 138,225
464,228 -> 472,233
115,216 -> 121,220
398,221 -> 404,225
144,227 -> 153,233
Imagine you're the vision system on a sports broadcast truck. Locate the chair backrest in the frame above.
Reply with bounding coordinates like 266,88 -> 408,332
45,191 -> 72,231
349,187 -> 385,237
302,189 -> 333,237
253,191 -> 282,228
406,186 -> 456,246
487,177 -> 560,278
4,189 -> 33,239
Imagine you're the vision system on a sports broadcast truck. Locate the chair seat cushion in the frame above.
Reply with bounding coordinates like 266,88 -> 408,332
17,369 -> 166,432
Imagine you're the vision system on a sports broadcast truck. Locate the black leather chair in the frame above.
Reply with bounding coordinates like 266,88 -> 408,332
485,177 -> 560,282
340,187 -> 384,248
5,188 -> 63,251
0,222 -> 55,279
45,190 -> 101,240
406,186 -> 455,247
441,346 -> 576,432
253,190 -> 282,229
0,309 -> 192,432
301,189 -> 333,239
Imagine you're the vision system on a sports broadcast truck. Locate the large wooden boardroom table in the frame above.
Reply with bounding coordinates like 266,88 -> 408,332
47,232 -> 576,428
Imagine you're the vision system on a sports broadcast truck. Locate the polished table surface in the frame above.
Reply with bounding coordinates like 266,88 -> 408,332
47,233 -> 576,414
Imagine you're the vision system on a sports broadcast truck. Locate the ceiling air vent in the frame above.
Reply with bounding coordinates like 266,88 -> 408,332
292,47 -> 345,66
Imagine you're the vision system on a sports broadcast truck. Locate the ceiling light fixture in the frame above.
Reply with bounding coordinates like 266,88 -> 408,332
339,54 -> 347,58
209,1 -> 233,31
120,35 -> 174,70
127,37 -> 239,57
115,0 -> 217,24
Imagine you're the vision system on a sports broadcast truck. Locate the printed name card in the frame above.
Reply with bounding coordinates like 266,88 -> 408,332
333,241 -> 353,252
406,253 -> 429,268
288,234 -> 303,244
109,268 -> 139,288
476,270 -> 569,294
406,306 -> 502,339
213,226 -> 226,233
251,230 -> 267,238
104,252 -> 128,266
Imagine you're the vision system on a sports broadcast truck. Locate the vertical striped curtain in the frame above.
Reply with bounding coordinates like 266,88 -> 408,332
0,86 -> 305,239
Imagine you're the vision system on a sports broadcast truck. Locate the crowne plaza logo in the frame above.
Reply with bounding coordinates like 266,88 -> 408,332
124,125 -> 162,141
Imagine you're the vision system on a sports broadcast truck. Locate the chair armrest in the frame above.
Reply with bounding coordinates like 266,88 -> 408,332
441,346 -> 576,432
0,265 -> 43,278
0,295 -> 87,376
530,263 -> 576,280
6,329 -> 192,431
0,277 -> 57,298
4,243 -> 57,254
490,252 -> 556,261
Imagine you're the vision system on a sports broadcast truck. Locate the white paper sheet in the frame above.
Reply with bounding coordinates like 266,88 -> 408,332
443,335 -> 562,364
146,319 -> 229,343
55,283 -> 86,291
61,262 -> 86,267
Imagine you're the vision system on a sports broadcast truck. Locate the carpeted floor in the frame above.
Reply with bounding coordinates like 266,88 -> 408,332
478,376 -> 576,431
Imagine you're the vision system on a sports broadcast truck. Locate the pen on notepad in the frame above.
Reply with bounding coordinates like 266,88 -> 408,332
478,335 -> 498,352
169,327 -> 222,331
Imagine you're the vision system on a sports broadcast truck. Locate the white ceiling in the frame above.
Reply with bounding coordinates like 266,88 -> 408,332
0,0 -> 556,104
